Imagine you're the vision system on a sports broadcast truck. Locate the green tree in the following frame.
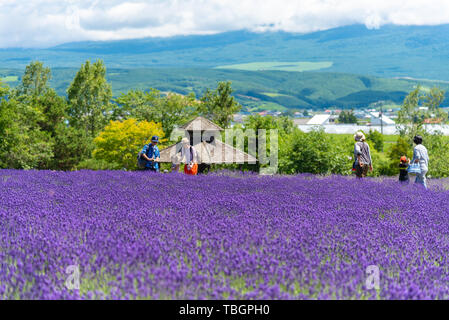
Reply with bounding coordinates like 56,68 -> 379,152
32,89 -> 68,136
385,136 -> 412,175
67,60 -> 112,137
0,79 -> 8,98
52,124 -> 93,171
279,127 -> 348,175
338,110 -> 358,124
159,93 -> 200,139
200,81 -> 241,128
235,115 -> 296,173
420,131 -> 449,178
243,115 -> 278,171
112,89 -> 161,121
0,97 -> 54,169
275,116 -> 296,136
1,75 -> 56,169
0,83 -> 12,162
93,119 -> 164,170
388,136 -> 412,162
15,61 -> 51,97
397,86 -> 424,139
397,86 -> 446,142
423,87 -> 446,118
114,89 -> 199,139
367,130 -> 384,152
1,63 -> 93,170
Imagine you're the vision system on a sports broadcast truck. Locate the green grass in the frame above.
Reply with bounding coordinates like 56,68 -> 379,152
216,61 -> 333,72
262,92 -> 292,98
245,101 -> 288,112
328,133 -> 399,144
1,76 -> 18,82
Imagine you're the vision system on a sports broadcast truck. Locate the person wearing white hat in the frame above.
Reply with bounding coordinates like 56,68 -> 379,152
354,131 -> 372,178
180,137 -> 198,175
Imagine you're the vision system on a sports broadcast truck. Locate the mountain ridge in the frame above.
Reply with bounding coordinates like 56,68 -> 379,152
1,24 -> 449,80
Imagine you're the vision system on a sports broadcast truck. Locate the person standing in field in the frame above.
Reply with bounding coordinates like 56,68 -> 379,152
181,137 -> 198,175
399,156 -> 410,184
354,132 -> 373,178
170,154 -> 181,173
140,136 -> 161,172
411,135 -> 429,189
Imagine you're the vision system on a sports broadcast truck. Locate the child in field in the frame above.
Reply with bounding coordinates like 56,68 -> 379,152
171,154 -> 181,173
399,156 -> 410,184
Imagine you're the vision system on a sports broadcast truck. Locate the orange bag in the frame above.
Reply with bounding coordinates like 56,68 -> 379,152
184,163 -> 198,175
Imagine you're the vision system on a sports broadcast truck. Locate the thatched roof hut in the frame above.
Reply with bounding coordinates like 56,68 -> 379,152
159,116 -> 257,164
180,116 -> 223,131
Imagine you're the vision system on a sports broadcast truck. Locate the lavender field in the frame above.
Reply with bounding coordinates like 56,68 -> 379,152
1,169 -> 449,299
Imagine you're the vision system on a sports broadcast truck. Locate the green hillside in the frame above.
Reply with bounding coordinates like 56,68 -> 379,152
3,67 -> 448,111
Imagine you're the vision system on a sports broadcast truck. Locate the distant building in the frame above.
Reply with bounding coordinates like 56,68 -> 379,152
307,114 -> 331,125
354,111 -> 368,119
294,118 -> 310,126
424,118 -> 443,124
329,115 -> 338,123
370,112 -> 395,126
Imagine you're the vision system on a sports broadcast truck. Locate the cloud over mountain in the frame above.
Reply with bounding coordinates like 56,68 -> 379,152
1,0 -> 449,48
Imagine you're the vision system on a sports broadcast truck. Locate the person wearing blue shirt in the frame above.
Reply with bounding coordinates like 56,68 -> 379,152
141,136 -> 161,172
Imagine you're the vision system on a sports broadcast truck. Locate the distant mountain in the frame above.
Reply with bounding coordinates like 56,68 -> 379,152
1,24 -> 449,80
2,24 -> 449,111
50,30 -> 260,54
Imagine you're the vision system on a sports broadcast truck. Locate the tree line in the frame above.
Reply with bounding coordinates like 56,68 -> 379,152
2,60 -> 449,178
0,60 -> 240,170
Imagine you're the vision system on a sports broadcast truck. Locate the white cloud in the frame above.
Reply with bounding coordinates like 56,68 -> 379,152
0,0 -> 449,47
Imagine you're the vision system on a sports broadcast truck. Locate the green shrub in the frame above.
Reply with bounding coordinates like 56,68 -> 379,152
279,127 -> 350,175
367,130 -> 384,152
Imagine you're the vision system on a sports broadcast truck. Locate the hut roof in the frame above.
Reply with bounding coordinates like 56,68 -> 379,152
159,140 -> 257,164
181,116 -> 223,131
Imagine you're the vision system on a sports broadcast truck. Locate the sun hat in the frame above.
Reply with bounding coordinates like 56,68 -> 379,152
151,136 -> 159,143
400,156 -> 407,163
181,137 -> 190,145
354,131 -> 366,142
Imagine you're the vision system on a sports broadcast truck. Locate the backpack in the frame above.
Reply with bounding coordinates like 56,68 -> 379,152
137,144 -> 154,169
356,141 -> 370,164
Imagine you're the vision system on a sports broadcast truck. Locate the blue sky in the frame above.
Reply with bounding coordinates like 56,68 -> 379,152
1,0 -> 449,48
